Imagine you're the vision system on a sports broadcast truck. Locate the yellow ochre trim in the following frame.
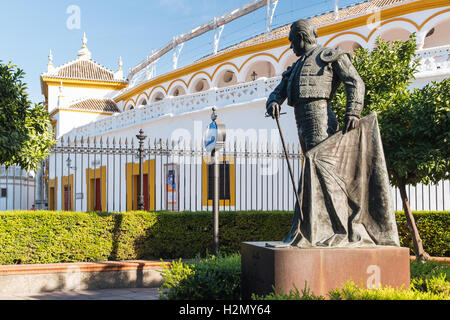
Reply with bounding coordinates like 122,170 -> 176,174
42,77 -> 128,90
323,7 -> 450,47
123,85 -> 171,110
126,160 -> 156,211
85,166 -> 107,211
62,174 -> 74,211
319,0 -> 448,35
324,17 -> 421,47
50,108 -> 116,118
48,178 -> 57,210
115,39 -> 287,103
202,156 -> 236,207
167,78 -> 190,93
134,93 -> 148,106
186,71 -> 213,88
417,7 -> 450,30
210,61 -> 240,80
114,0 -> 448,103
121,51 -> 284,109
123,98 -> 137,110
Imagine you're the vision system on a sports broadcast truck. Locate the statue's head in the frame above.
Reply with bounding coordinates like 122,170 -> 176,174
289,19 -> 318,56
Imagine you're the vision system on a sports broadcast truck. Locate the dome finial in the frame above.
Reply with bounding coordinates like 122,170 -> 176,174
77,32 -> 91,60
47,49 -> 55,73
114,56 -> 124,80
48,49 -> 53,64
82,32 -> 88,46
118,56 -> 123,70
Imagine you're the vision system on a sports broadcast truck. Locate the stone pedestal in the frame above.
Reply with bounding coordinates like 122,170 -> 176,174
241,242 -> 410,299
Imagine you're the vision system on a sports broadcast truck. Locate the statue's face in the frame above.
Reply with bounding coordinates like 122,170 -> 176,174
289,29 -> 305,57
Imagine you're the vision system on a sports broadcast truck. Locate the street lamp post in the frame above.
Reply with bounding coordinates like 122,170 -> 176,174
204,107 -> 226,255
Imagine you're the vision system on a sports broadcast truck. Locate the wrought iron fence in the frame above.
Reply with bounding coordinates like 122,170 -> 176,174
41,134 -> 304,213
1,131 -> 449,212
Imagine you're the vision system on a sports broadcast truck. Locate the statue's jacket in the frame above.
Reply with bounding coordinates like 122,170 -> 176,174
267,45 -> 365,118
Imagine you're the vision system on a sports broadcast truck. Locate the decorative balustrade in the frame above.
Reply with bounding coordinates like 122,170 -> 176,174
416,45 -> 450,75
67,77 -> 280,138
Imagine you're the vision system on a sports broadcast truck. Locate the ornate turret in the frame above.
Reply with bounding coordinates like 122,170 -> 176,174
77,32 -> 92,60
47,49 -> 55,73
114,56 -> 124,80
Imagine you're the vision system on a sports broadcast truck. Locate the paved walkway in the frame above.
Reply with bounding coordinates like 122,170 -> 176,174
0,287 -> 160,300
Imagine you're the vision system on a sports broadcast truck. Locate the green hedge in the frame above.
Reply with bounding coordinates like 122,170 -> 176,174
159,253 -> 242,300
396,211 -> 450,257
0,210 -> 448,264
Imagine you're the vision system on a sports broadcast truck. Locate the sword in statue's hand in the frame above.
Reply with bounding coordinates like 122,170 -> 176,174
265,110 -> 303,223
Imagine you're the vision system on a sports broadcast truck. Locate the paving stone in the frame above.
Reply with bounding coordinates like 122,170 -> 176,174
0,287 -> 160,300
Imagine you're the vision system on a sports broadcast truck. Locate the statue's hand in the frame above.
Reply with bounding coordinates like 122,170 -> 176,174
344,115 -> 359,133
267,101 -> 280,119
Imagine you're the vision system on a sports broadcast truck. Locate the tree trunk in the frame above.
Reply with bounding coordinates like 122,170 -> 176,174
398,181 -> 430,261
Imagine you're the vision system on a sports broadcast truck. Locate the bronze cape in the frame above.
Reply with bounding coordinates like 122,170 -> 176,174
283,113 -> 400,247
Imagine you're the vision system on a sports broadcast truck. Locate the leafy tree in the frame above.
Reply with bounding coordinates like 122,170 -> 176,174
332,34 -> 420,120
0,61 -> 54,171
332,35 -> 450,260
381,79 -> 449,260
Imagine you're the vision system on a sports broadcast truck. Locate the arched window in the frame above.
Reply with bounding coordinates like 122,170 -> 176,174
245,60 -> 275,82
170,85 -> 186,96
192,78 -> 210,93
151,92 -> 165,102
137,98 -> 147,107
379,28 -> 411,43
282,54 -> 299,72
216,70 -> 237,88
423,18 -> 450,48
335,41 -> 362,55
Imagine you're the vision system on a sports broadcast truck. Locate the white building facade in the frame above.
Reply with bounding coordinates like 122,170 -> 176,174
3,0 -> 448,212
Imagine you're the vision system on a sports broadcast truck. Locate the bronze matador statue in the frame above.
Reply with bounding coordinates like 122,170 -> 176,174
266,19 -> 400,248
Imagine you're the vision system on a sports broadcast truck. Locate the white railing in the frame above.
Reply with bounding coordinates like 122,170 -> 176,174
416,45 -> 450,76
66,77 -> 280,138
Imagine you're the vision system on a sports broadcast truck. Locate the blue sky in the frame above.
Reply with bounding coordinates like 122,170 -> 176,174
0,0 -> 362,103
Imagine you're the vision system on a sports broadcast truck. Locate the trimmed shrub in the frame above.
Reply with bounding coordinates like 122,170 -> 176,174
396,211 -> 450,257
252,284 -> 325,300
326,280 -> 448,300
410,260 -> 450,296
0,211 -> 117,264
0,210 -> 448,264
0,210 -> 292,264
159,253 -> 241,300
410,259 -> 450,280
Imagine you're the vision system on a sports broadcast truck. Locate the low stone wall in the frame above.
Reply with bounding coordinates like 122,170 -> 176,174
0,261 -> 165,295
